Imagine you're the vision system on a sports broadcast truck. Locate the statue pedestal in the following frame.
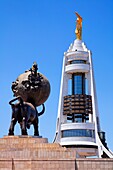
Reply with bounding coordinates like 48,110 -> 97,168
0,136 -> 76,170
0,136 -> 113,169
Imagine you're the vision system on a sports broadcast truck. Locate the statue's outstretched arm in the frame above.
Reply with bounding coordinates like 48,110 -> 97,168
75,12 -> 82,23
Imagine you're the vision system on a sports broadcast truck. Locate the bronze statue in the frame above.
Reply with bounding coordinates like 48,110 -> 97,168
8,62 -> 50,136
11,62 -> 50,106
8,96 -> 45,136
75,12 -> 82,40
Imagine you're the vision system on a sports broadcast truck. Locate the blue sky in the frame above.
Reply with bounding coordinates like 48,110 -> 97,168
0,0 -> 113,151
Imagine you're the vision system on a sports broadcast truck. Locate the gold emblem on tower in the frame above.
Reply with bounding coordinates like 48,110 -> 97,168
75,12 -> 82,40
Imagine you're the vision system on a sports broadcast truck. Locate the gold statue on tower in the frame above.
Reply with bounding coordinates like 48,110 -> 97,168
75,12 -> 82,40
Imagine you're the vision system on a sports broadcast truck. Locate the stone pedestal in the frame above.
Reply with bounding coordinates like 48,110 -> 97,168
0,136 -> 113,170
0,136 -> 76,170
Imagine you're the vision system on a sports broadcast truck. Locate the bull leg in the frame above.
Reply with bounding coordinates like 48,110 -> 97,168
8,118 -> 17,135
21,117 -> 28,135
33,119 -> 39,136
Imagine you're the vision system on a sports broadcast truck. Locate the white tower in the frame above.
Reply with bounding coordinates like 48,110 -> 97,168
54,13 -> 113,158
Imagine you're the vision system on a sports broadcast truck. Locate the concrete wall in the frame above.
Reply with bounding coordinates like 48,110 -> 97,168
0,158 -> 113,170
0,136 -> 113,170
76,158 -> 113,170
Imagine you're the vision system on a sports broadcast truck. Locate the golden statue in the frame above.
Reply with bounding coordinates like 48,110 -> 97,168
75,12 -> 82,40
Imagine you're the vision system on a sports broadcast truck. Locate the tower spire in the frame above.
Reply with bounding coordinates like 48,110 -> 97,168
75,12 -> 82,40
54,13 -> 113,158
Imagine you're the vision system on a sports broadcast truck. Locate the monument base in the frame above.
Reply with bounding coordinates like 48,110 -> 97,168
0,136 -> 76,170
0,136 -> 113,170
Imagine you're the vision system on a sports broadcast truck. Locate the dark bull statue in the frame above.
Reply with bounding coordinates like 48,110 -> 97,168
8,96 -> 45,136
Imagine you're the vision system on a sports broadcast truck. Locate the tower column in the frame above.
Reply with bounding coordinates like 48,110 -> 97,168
54,13 -> 113,158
